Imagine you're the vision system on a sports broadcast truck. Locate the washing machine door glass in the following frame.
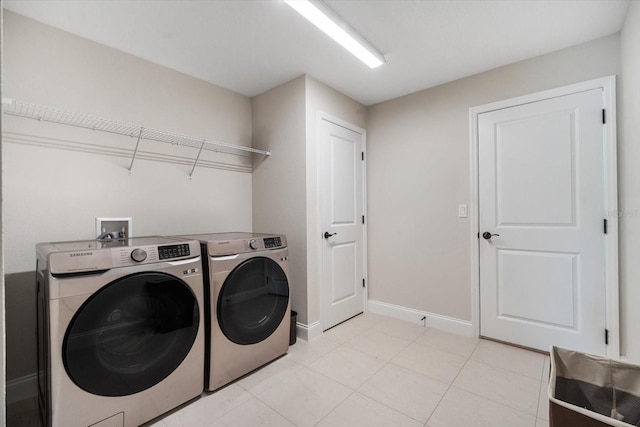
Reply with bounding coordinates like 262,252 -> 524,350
218,256 -> 289,345
63,272 -> 199,396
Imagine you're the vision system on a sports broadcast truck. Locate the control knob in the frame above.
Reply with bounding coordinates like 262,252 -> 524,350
131,248 -> 147,262
249,239 -> 258,250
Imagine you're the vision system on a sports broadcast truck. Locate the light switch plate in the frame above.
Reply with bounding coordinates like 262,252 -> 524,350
458,204 -> 468,218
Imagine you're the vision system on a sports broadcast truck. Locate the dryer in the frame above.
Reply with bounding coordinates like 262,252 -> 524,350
177,232 -> 290,391
36,236 -> 205,427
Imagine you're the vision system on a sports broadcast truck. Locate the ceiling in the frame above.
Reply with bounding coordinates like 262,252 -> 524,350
3,0 -> 630,106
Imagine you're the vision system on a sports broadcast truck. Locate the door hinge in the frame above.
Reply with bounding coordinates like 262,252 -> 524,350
362,151 -> 365,161
604,218 -> 608,234
362,278 -> 366,288
605,328 -> 609,345
362,215 -> 365,224
602,109 -> 606,124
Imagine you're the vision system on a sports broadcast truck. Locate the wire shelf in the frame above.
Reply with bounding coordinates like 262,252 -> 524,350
2,97 -> 270,177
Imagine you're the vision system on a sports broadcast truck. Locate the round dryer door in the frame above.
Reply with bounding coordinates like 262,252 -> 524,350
218,256 -> 289,345
63,272 -> 200,396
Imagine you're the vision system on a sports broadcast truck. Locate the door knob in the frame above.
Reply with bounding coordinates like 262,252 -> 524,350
482,232 -> 500,240
324,232 -> 337,239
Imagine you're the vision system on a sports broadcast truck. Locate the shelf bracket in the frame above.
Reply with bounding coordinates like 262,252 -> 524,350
128,127 -> 144,174
189,140 -> 206,179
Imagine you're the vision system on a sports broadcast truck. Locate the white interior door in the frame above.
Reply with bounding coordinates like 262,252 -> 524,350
479,88 -> 607,354
319,117 -> 364,331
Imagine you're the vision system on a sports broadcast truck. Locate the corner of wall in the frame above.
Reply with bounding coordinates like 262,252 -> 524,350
250,75 -> 309,324
618,0 -> 640,361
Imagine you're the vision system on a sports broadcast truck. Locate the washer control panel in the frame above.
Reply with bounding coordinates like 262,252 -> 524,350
42,238 -> 200,273
158,243 -> 191,260
130,248 -> 147,262
263,237 -> 282,249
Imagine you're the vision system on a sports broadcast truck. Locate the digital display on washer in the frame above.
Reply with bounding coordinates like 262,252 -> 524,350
263,237 -> 281,248
158,244 -> 190,260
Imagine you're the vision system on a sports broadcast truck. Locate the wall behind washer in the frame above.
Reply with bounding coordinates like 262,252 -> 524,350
366,34 -> 620,323
3,12 -> 253,382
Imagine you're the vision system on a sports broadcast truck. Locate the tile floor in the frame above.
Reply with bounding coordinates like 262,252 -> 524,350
8,313 -> 552,427
153,313 -> 550,427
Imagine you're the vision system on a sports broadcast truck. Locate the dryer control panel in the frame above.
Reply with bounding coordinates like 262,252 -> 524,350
196,233 -> 288,256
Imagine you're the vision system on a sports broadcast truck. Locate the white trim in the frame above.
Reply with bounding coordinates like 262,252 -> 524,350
602,77 -> 620,358
6,373 -> 38,405
317,112 -> 367,136
296,320 -> 323,341
316,112 -> 368,333
469,75 -> 619,356
368,300 -> 474,337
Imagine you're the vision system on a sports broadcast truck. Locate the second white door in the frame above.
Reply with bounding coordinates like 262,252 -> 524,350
479,88 -> 607,354
319,117 -> 365,331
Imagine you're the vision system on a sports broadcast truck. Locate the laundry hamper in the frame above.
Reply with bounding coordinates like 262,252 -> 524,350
549,346 -> 640,427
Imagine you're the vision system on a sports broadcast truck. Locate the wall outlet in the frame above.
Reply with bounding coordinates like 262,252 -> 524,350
458,204 -> 468,218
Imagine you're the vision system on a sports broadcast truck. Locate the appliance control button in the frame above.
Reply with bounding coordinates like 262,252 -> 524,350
249,239 -> 258,250
131,248 -> 147,262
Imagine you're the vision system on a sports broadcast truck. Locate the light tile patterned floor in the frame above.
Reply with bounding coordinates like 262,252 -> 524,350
156,312 -> 550,427
7,313 -> 551,426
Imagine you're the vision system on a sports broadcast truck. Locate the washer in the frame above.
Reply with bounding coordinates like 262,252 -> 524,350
36,236 -> 205,427
176,232 -> 290,391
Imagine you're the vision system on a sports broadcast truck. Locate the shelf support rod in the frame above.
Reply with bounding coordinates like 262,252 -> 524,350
189,140 -> 206,179
128,127 -> 144,174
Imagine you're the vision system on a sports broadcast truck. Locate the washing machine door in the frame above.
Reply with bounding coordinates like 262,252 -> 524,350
63,272 -> 199,397
218,256 -> 289,345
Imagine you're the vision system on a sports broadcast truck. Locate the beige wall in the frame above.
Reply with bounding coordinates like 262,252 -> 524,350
620,1 -> 640,361
3,12 -> 253,381
3,11 -> 254,273
366,34 -> 620,322
251,76 -> 308,323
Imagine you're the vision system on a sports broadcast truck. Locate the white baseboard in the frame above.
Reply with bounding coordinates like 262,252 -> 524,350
6,372 -> 38,405
368,300 -> 474,337
296,320 -> 322,341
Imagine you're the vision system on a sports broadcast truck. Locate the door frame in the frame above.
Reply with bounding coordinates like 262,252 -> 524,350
316,112 -> 368,333
469,76 -> 619,356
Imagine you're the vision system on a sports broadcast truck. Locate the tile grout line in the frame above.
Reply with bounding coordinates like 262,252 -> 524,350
310,335 -> 380,427
311,318 -> 427,426
436,350 -> 543,422
424,338 -> 481,426
250,391 -> 300,426
297,332 -> 387,426
534,357 -> 546,420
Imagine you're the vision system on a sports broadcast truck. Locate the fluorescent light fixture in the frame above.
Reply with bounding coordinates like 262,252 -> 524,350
283,0 -> 385,68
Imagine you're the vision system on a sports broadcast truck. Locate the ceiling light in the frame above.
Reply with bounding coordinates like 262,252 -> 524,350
283,0 -> 385,69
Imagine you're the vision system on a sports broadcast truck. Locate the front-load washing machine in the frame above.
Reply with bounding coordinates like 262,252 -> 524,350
175,232 -> 290,391
36,236 -> 205,427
